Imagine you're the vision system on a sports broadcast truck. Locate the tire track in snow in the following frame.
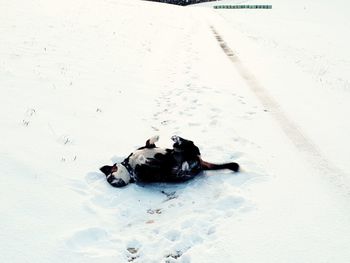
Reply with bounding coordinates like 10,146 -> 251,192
210,25 -> 348,189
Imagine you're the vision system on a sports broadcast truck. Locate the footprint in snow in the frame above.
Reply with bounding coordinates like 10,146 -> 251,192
164,230 -> 181,242
126,240 -> 142,262
164,251 -> 184,262
65,227 -> 116,257
215,195 -> 245,212
147,208 -> 162,215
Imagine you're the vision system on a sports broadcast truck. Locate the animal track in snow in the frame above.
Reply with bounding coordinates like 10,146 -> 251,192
22,108 -> 36,127
165,230 -> 181,242
126,240 -> 142,262
65,227 -> 116,257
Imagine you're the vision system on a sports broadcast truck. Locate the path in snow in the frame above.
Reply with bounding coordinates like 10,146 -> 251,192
209,25 -> 346,191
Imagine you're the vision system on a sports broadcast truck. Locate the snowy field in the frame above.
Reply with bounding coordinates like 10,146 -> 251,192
1,0 -> 350,262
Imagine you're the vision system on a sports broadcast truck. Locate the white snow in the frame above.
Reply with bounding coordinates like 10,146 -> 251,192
1,0 -> 350,262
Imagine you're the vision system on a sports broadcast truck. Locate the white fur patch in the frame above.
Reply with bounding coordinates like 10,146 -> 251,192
149,135 -> 159,144
111,164 -> 131,184
182,161 -> 189,171
137,154 -> 146,164
171,135 -> 181,144
128,148 -> 167,169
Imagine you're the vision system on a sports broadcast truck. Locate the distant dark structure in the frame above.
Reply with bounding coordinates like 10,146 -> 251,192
144,0 -> 219,6
214,4 -> 272,9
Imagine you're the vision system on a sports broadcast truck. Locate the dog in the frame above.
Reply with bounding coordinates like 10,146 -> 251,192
100,135 -> 239,187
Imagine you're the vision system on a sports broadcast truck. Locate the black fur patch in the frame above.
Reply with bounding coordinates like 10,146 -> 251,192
106,175 -> 127,187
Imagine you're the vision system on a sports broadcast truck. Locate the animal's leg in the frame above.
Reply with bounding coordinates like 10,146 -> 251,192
171,135 -> 186,145
200,159 -> 239,172
171,135 -> 201,157
145,135 -> 159,148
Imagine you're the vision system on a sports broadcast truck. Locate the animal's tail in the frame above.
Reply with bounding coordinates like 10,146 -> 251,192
200,159 -> 239,172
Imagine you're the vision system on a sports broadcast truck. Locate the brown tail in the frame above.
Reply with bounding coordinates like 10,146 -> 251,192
200,159 -> 239,172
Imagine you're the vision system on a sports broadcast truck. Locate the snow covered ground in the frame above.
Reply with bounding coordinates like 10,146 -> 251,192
1,0 -> 350,262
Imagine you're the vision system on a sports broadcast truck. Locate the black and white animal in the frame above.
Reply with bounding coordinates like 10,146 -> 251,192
100,135 -> 239,187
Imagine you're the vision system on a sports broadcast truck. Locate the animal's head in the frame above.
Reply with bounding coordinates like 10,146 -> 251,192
100,163 -> 131,186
